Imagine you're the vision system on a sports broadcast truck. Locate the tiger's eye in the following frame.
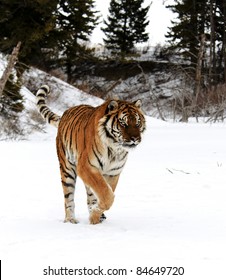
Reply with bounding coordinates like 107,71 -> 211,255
119,120 -> 126,127
136,119 -> 141,127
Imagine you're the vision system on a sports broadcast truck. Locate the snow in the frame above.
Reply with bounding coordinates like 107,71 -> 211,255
1,115 -> 226,279
1,65 -> 103,140
0,53 -> 225,279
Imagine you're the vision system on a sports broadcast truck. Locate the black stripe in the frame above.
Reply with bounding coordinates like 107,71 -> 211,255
37,93 -> 46,98
39,104 -> 47,111
80,110 -> 94,150
88,157 -> 96,169
94,139 -> 102,156
103,114 -> 111,125
87,192 -> 94,197
39,106 -> 48,114
109,163 -> 125,172
64,123 -> 74,150
93,146 -> 103,169
103,174 -> 118,177
120,151 -> 128,161
37,99 -> 45,105
104,127 -> 115,141
62,181 -> 75,188
48,112 -> 56,122
40,86 -> 49,93
91,199 -> 97,205
63,171 -> 75,181
43,110 -> 51,118
64,192 -> 73,199
108,147 -> 112,158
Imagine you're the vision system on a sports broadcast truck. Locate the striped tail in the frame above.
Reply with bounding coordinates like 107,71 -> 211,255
36,85 -> 61,128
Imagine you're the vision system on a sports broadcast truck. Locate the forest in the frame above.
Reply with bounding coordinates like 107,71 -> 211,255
0,0 -> 226,138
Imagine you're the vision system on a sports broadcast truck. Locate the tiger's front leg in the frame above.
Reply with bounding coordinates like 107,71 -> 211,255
77,162 -> 114,224
85,186 -> 107,224
86,182 -> 114,225
85,175 -> 120,224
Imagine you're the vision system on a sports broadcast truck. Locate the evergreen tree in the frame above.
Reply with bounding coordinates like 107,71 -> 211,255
166,0 -> 226,84
55,0 -> 99,81
102,0 -> 150,57
0,0 -> 99,80
0,73 -> 24,138
166,0 -> 207,65
0,74 -> 23,115
0,0 -> 57,133
0,0 -> 58,67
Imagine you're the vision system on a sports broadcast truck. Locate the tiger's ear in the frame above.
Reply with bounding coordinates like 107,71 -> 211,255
134,99 -> 142,108
107,100 -> 118,112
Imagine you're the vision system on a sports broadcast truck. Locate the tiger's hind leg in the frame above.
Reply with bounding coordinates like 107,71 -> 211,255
62,169 -> 78,224
61,163 -> 78,224
85,186 -> 106,224
57,147 -> 78,224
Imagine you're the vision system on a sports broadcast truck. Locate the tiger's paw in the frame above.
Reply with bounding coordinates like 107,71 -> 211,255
89,210 -> 102,225
64,217 -> 79,224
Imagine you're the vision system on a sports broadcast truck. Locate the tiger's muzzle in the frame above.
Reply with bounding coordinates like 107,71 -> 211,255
122,136 -> 141,149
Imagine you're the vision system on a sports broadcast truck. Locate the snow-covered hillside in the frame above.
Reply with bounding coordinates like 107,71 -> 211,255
0,54 -> 103,139
1,116 -> 226,280
20,67 -> 103,140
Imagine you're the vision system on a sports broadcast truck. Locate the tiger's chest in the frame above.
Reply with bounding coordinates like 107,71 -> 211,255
93,146 -> 128,176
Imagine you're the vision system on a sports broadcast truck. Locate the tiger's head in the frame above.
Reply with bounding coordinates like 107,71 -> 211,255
100,99 -> 146,150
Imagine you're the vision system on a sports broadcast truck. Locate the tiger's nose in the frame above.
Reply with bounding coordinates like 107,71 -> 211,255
131,136 -> 141,143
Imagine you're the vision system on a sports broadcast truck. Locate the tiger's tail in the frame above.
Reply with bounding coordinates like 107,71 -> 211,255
36,85 -> 61,128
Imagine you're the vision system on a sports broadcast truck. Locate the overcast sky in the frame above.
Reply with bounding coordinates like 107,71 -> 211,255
91,0 -> 174,46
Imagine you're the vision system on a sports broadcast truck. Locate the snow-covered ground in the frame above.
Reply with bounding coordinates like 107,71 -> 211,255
0,54 -> 225,279
1,116 -> 226,279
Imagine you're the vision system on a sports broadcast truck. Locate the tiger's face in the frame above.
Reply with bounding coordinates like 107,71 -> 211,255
101,100 -> 146,150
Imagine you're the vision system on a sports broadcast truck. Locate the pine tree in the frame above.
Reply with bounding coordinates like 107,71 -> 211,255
0,0 -> 58,66
0,0 -> 57,137
55,0 -> 99,81
1,74 -> 23,115
102,0 -> 150,57
0,0 -> 99,80
166,0 -> 207,65
166,0 -> 226,84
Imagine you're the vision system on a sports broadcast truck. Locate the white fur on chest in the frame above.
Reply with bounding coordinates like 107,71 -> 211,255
101,146 -> 128,176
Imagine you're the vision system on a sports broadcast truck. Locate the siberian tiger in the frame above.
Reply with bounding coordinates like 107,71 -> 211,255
36,85 -> 146,224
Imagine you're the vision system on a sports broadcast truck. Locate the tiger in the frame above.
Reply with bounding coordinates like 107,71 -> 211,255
36,85 -> 146,224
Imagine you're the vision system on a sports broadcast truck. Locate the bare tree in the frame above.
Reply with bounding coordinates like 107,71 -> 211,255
0,41 -> 21,97
223,1 -> 226,83
194,34 -> 205,105
209,0 -> 216,84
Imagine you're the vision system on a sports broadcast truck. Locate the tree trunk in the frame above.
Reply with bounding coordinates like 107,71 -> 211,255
0,42 -> 21,97
223,0 -> 226,83
194,34 -> 205,104
209,0 -> 216,85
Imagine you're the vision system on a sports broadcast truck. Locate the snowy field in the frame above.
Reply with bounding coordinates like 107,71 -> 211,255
0,116 -> 226,280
